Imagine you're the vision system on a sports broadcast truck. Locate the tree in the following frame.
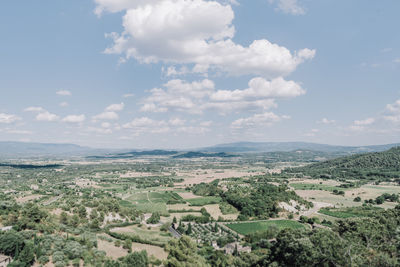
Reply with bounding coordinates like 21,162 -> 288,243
64,240 -> 82,259
146,212 -> 160,224
0,232 -> 24,257
214,223 -> 219,232
165,236 -> 208,267
60,211 -> 69,224
70,214 -> 80,227
78,206 -> 87,219
123,250 -> 148,267
186,223 -> 192,235
123,239 -> 132,253
17,241 -> 35,266
90,218 -> 100,230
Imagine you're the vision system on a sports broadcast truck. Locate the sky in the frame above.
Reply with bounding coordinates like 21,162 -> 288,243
0,0 -> 400,149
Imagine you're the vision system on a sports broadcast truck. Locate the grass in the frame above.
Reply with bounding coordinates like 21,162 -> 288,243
111,225 -> 172,246
187,196 -> 222,206
219,202 -> 238,215
226,220 -> 304,235
125,190 -> 187,215
119,200 -> 134,208
290,183 -> 349,192
136,203 -> 168,216
319,206 -> 383,219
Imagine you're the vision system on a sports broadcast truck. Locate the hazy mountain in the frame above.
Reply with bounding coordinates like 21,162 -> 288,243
0,141 -> 96,158
1,141 -> 399,159
200,142 -> 400,153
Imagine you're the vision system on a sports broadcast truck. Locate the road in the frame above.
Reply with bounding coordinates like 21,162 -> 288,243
168,226 -> 182,238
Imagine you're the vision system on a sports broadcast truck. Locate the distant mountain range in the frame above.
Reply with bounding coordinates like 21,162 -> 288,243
0,141 -> 399,158
0,141 -> 95,158
199,142 -> 400,154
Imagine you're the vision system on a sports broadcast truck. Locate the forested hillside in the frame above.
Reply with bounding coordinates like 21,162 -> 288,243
285,147 -> 400,181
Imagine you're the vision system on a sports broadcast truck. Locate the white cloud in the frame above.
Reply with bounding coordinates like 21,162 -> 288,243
163,66 -> 190,77
142,77 -> 302,114
93,103 -> 125,121
24,107 -> 60,122
354,117 -> 375,126
94,0 -> 161,16
318,118 -> 335,124
231,112 -> 289,128
101,122 -> 112,128
394,58 -> 400,63
210,77 -> 305,101
386,99 -> 400,113
24,106 -> 45,112
6,129 -> 32,135
0,113 -> 21,124
383,99 -> 400,123
56,90 -> 72,96
202,98 -> 277,114
62,114 -> 86,123
59,102 -> 69,107
177,126 -> 209,134
141,79 -> 215,113
86,126 -> 113,134
105,102 -> 125,111
93,111 -> 119,121
268,0 -> 305,15
102,0 -> 314,77
121,116 -> 211,135
36,111 -> 60,122
169,118 -> 186,126
123,117 -> 171,134
123,117 -> 166,129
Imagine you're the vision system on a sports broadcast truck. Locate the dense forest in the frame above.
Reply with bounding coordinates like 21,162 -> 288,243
285,147 -> 400,181
191,180 -> 311,220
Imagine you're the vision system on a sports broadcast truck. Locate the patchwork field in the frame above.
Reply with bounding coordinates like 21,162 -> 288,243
186,196 -> 222,206
97,239 -> 128,259
110,225 -> 172,245
226,220 -> 305,235
131,242 -> 168,260
296,183 -> 400,209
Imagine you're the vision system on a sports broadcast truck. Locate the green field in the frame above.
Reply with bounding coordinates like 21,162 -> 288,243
319,206 -> 383,218
110,225 -> 172,246
186,196 -> 222,206
226,220 -> 305,235
290,183 -> 349,192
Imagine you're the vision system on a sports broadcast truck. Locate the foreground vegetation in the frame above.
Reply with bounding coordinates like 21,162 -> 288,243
0,147 -> 399,266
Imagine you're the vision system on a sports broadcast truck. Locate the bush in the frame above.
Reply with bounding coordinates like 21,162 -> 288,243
146,212 -> 160,224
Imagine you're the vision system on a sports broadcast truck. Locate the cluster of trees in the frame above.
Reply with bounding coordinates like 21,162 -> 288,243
146,212 -> 160,224
180,208 -> 211,224
192,180 -> 221,196
222,183 -> 311,220
364,193 -> 399,205
165,205 -> 400,266
285,147 -> 400,182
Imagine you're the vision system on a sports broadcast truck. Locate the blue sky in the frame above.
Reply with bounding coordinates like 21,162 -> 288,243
0,0 -> 400,148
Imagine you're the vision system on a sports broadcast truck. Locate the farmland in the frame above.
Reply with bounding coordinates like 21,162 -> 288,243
0,147 -> 399,266
226,220 -> 305,235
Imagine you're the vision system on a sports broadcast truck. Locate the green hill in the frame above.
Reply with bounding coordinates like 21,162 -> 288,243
285,147 -> 400,181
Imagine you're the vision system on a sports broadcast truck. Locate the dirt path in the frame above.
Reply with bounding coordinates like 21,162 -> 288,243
147,192 -> 152,204
298,201 -> 333,218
